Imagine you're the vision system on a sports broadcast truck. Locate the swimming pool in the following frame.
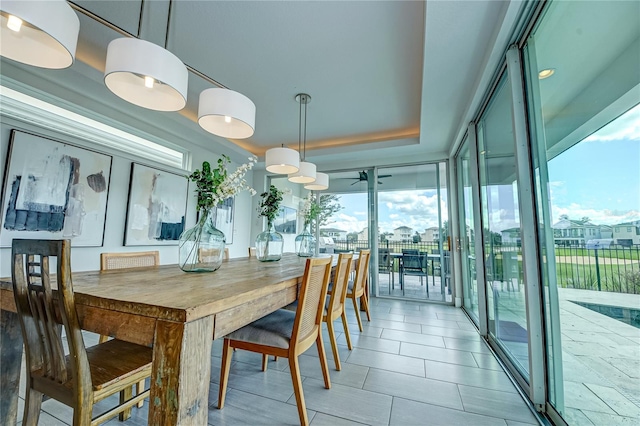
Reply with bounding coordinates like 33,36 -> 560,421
571,300 -> 640,329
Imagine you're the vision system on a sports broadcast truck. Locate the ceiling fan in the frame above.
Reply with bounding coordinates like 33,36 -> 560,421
342,170 -> 392,185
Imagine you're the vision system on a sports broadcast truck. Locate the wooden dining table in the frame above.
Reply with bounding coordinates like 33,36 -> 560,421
0,253 -> 329,425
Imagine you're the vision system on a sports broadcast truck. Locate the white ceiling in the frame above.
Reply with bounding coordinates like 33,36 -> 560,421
0,0 -> 520,170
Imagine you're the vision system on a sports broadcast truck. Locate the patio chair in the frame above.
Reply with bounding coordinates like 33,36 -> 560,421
400,252 -> 429,296
378,248 -> 394,291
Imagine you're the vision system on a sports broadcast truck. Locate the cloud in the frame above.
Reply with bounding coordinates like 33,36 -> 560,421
353,211 -> 367,216
584,103 -> 640,143
551,204 -> 640,226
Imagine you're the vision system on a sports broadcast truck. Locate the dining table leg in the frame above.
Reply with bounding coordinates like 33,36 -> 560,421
0,309 -> 22,426
149,315 -> 214,425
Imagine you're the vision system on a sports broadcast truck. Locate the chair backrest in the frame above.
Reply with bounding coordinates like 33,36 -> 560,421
378,248 -> 391,270
291,257 -> 333,346
100,251 -> 159,270
326,253 -> 354,317
196,247 -> 229,263
443,252 -> 451,276
402,249 -> 418,255
402,253 -> 425,272
352,249 -> 371,297
248,247 -> 257,257
12,239 -> 92,400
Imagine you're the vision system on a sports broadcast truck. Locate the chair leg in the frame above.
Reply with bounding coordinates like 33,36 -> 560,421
261,354 -> 268,371
288,356 -> 309,426
218,338 -> 234,409
341,311 -> 353,350
119,384 -> 133,421
23,387 -> 43,426
351,296 -> 363,332
316,333 -> 331,390
72,397 -> 93,426
325,318 -> 341,370
361,293 -> 371,322
98,334 -> 109,344
137,380 -> 145,408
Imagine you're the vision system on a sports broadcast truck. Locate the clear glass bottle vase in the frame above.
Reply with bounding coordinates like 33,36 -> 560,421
295,223 -> 316,257
178,209 -> 226,272
255,222 -> 283,262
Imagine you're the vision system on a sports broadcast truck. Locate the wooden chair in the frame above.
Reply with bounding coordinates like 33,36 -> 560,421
218,257 -> 333,426
324,252 -> 354,370
99,251 -> 159,271
197,247 -> 229,263
248,247 -> 256,257
99,251 -> 159,408
347,249 -> 372,332
11,239 -> 152,425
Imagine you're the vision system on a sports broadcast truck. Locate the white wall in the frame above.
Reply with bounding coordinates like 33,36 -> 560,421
0,114 -> 255,276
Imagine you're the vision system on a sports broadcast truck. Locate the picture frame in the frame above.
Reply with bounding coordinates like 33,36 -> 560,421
124,163 -> 188,246
275,206 -> 297,234
0,129 -> 113,247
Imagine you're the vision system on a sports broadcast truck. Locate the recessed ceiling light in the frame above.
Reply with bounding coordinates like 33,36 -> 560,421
538,68 -> 555,79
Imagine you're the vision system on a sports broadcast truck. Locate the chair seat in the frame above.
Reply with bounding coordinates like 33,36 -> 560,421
86,339 -> 153,391
227,309 -> 295,349
286,297 -> 333,316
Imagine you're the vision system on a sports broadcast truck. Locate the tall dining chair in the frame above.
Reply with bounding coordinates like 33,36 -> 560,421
346,249 -> 372,332
12,239 -> 152,425
99,250 -> 158,408
218,257 -> 333,426
323,252 -> 354,370
248,247 -> 257,257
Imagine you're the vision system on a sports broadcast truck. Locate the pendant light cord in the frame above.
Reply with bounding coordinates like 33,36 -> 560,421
298,97 -> 303,161
136,0 -> 144,39
165,0 -> 173,50
303,96 -> 308,162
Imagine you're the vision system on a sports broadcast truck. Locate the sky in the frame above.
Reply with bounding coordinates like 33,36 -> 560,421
324,104 -> 639,234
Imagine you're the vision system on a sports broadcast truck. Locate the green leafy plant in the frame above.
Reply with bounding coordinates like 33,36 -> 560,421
299,193 -> 322,227
258,185 -> 286,227
188,155 -> 256,212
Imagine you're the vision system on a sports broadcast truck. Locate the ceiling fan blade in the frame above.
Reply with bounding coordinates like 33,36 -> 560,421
378,181 -> 383,184
379,174 -> 392,178
350,180 -> 360,185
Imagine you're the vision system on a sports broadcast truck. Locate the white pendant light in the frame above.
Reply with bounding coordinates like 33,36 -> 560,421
288,161 -> 316,184
288,93 -> 317,184
198,88 -> 256,139
304,172 -> 329,191
104,38 -> 188,111
265,146 -> 299,174
0,0 -> 79,69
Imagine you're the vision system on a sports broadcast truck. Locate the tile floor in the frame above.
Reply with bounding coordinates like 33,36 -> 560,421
15,297 -> 541,426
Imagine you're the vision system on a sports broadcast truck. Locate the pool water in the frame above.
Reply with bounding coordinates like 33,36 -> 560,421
571,301 -> 640,329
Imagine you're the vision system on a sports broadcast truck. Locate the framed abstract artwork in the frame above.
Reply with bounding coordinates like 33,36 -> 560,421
0,130 -> 113,247
274,206 -> 297,234
124,163 -> 188,246
214,197 -> 235,244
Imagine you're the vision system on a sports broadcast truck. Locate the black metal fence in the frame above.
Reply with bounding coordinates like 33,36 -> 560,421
333,240 -> 640,294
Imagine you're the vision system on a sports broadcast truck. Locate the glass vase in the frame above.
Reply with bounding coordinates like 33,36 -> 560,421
255,222 -> 283,262
295,223 -> 316,257
178,209 -> 226,272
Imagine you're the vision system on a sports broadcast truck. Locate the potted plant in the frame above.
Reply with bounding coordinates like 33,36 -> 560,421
179,155 -> 256,272
255,185 -> 288,262
295,193 -> 320,257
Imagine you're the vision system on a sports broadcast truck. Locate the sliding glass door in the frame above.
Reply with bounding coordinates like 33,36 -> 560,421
456,137 -> 481,324
325,163 -> 450,302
